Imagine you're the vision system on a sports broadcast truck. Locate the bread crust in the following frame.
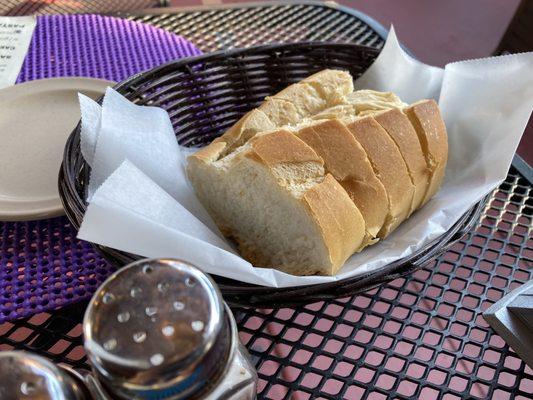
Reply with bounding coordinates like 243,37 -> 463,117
345,116 -> 415,237
190,141 -> 226,162
247,129 -> 324,166
210,69 -> 354,158
374,108 -> 431,212
271,82 -> 327,116
243,131 -> 366,275
405,99 -> 448,204
296,119 -> 388,238
312,104 -> 357,121
259,98 -> 301,126
212,108 -> 274,153
302,174 -> 366,274
302,69 -> 354,104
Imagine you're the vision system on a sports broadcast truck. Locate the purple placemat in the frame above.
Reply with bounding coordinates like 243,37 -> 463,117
0,15 -> 201,323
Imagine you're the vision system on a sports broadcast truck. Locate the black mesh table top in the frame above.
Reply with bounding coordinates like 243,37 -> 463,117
1,2 -> 532,399
122,1 -> 387,52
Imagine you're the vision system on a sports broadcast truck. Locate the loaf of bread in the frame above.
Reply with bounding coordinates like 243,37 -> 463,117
187,70 -> 448,276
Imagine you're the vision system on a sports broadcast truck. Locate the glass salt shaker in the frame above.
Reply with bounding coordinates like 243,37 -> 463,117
82,258 -> 257,400
0,351 -> 91,399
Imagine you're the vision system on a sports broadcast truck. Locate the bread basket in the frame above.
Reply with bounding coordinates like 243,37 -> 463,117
59,42 -> 488,307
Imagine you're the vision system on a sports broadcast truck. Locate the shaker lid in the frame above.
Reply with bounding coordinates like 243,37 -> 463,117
83,258 -> 225,390
0,351 -> 87,399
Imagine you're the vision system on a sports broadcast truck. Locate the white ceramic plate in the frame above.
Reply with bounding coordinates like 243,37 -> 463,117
0,77 -> 114,221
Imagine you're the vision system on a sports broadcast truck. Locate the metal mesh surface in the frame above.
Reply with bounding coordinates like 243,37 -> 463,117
124,2 -> 385,53
0,2 -> 532,399
1,168 -> 531,399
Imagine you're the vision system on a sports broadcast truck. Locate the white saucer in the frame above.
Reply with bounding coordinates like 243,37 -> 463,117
0,77 -> 114,221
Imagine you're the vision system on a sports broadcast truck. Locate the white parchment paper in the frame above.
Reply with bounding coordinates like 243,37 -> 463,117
77,28 -> 533,287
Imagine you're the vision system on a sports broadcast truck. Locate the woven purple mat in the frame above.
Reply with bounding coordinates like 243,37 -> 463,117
0,14 -> 201,323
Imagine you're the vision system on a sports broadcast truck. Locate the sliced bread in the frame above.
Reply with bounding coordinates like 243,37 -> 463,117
374,108 -> 431,212
187,70 -> 449,275
296,119 -> 389,239
344,116 -> 415,237
188,129 -> 366,276
404,99 -> 448,205
212,109 -> 275,157
213,69 -> 354,158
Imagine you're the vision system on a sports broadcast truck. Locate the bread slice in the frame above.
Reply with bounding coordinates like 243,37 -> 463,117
263,69 -> 354,123
311,104 -> 357,121
374,108 -> 431,212
268,82 -> 327,117
212,69 -> 354,158
302,69 -> 354,105
312,91 -> 436,218
212,109 -> 275,157
310,90 -> 406,121
187,70 -> 449,275
404,99 -> 448,205
296,119 -> 389,238
187,130 -> 366,276
346,90 -> 406,116
258,98 -> 302,127
344,117 -> 415,237
343,90 -> 430,215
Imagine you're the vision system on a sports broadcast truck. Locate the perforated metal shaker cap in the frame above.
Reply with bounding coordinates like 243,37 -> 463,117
83,258 -> 231,399
0,351 -> 88,399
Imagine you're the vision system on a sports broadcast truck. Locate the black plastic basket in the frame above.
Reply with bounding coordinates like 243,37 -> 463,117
59,42 -> 488,307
